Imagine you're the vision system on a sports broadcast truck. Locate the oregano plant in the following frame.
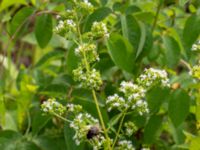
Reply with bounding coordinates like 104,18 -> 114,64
0,0 -> 200,150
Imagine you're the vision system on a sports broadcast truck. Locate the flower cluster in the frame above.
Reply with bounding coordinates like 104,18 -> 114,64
192,40 -> 200,51
66,103 -> 83,114
77,0 -> 94,13
53,0 -> 109,92
120,81 -> 146,103
124,121 -> 138,137
87,129 -> 106,150
133,100 -> 149,115
137,68 -> 169,88
54,19 -> 76,36
190,64 -> 200,79
75,43 -> 99,62
72,41 -> 102,89
91,21 -> 109,38
106,94 -> 126,112
72,42 -> 103,90
73,67 -> 102,90
106,81 -> 148,115
69,113 -> 99,145
62,9 -> 76,19
115,140 -> 135,150
41,98 -> 66,115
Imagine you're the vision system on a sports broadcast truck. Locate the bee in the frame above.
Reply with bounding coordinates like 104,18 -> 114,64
87,125 -> 100,139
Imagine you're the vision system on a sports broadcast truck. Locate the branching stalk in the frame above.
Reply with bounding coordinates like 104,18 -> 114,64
75,12 -> 112,150
112,110 -> 127,149
151,0 -> 162,32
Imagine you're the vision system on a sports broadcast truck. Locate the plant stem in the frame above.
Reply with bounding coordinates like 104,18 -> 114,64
52,113 -> 71,123
151,0 -> 162,32
112,111 -> 127,149
92,90 -> 111,150
75,11 -> 111,150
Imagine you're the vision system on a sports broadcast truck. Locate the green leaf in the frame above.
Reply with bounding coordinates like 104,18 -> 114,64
0,130 -> 40,150
106,33 -> 135,73
66,45 -> 80,74
39,84 -> 69,96
9,7 -> 35,36
171,123 -> 186,144
137,26 -> 153,61
108,113 -> 123,127
168,89 -> 190,127
133,12 -> 154,24
64,123 -> 85,150
84,7 -> 111,32
34,135 -> 67,150
144,115 -> 162,144
0,130 -> 22,150
34,14 -> 53,48
183,15 -> 200,57
121,15 -> 141,53
136,22 -> 146,59
163,35 -> 181,68
35,50 -> 64,68
31,110 -> 50,135
146,87 -> 170,114
100,0 -> 108,5
0,0 -> 27,12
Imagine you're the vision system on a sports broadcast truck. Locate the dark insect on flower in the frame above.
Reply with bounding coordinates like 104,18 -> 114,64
87,126 -> 100,139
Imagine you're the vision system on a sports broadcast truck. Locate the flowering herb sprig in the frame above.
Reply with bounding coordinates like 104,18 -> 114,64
107,68 -> 170,148
53,0 -> 111,149
69,112 -> 99,145
47,0 -> 171,149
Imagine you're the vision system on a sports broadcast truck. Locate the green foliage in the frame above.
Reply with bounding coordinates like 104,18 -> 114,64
107,33 -> 135,73
0,0 -> 200,149
34,14 -> 53,48
183,15 -> 200,57
168,89 -> 190,127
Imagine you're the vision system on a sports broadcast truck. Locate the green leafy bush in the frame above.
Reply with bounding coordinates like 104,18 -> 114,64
0,0 -> 200,149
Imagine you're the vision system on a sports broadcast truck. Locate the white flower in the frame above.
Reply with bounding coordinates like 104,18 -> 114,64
106,80 -> 149,115
137,68 -> 170,88
41,98 -> 66,115
116,140 -> 135,150
91,21 -> 109,38
124,122 -> 137,137
192,40 -> 200,51
73,67 -> 102,90
120,81 -> 146,104
83,0 -> 92,6
106,94 -> 125,112
67,104 -> 82,114
66,19 -> 76,28
74,43 -> 99,62
55,20 -> 64,31
70,112 -> 99,145
133,100 -> 149,115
